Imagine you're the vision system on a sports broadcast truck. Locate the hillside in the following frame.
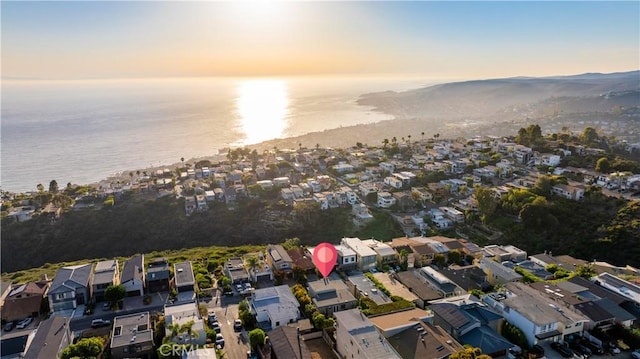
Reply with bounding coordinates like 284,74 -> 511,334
357,71 -> 640,120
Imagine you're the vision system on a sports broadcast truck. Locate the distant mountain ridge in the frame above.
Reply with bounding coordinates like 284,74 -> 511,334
357,70 -> 640,120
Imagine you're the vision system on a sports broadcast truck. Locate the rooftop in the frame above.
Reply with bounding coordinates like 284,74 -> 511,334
111,312 -> 154,348
23,317 -> 70,359
388,321 -> 463,359
121,255 -> 144,283
334,309 -> 401,359
347,273 -> 392,305
369,308 -> 432,332
174,261 -> 195,287
267,326 -> 312,359
95,259 -> 118,273
394,271 -> 443,301
341,237 -> 377,257
49,263 -> 93,293
503,282 -> 589,326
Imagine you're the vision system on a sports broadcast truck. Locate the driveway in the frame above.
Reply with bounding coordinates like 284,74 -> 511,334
205,293 -> 250,359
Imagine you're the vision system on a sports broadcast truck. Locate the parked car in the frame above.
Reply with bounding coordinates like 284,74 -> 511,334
102,302 -> 111,310
569,342 -> 592,358
631,350 -> 640,359
215,333 -> 225,348
529,344 -> 545,359
551,342 -> 573,358
91,319 -> 111,328
211,322 -> 221,333
3,322 -> 14,332
234,319 -> 243,332
606,342 -> 620,355
207,313 -> 217,326
581,339 -> 604,355
16,317 -> 33,329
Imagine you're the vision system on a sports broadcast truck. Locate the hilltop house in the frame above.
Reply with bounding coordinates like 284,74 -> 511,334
250,285 -> 300,331
174,261 -> 196,303
333,309 -> 402,359
48,263 -> 94,313
146,258 -> 170,293
1,279 -> 50,322
121,255 -> 145,297
307,274 -> 358,316
93,259 -> 120,302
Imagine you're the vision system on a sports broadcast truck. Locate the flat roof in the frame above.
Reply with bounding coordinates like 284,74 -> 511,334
369,308 -> 432,332
372,273 -> 418,303
333,309 -> 401,359
174,261 -> 195,286
347,273 -> 392,305
342,237 -> 377,257
504,282 -> 589,326
111,312 -> 153,348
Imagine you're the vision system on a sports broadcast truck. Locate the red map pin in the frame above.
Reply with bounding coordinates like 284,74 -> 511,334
313,242 -> 338,278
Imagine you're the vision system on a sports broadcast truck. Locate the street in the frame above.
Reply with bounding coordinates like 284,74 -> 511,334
203,293 -> 250,359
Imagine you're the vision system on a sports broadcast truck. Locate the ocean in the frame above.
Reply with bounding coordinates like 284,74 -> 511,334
1,76 -> 432,193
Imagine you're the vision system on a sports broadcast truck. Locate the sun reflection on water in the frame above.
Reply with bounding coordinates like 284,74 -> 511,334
235,79 -> 289,144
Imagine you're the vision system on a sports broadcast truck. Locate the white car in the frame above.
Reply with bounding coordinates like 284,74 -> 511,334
16,317 -> 33,329
631,350 -> 640,359
215,333 -> 225,348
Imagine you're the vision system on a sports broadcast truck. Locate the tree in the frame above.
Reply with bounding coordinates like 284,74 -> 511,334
49,180 -> 59,194
448,250 -> 462,265
532,175 -> 553,198
248,328 -> 266,349
164,322 -> 182,344
581,127 -> 599,145
245,256 -> 259,278
104,284 -> 126,307
474,186 -> 497,223
180,320 -> 199,345
576,264 -> 597,279
282,237 -> 301,249
595,157 -> 611,174
382,138 -> 389,148
36,183 -> 44,193
60,337 -> 105,359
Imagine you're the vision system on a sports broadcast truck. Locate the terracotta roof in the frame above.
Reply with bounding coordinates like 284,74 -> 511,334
287,248 -> 315,271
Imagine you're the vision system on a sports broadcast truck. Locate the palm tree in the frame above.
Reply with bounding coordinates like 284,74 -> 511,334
181,157 -> 185,168
407,134 -> 412,144
392,136 -> 397,144
180,320 -> 199,346
421,131 -> 425,141
163,322 -> 182,344
245,256 -> 259,280
382,138 -> 389,148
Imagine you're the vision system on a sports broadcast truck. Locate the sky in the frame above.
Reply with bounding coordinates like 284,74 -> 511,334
1,1 -> 638,80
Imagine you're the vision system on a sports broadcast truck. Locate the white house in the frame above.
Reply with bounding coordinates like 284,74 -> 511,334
334,309 -> 402,359
250,285 -> 300,330
164,302 -> 206,345
341,237 -> 377,271
496,282 -> 589,346
384,176 -> 403,189
377,192 -> 396,208
379,162 -> 395,173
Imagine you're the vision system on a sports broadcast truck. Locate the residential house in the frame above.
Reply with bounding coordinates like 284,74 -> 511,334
359,182 -> 378,197
552,184 -> 585,200
341,237 -> 377,271
307,274 -> 358,316
440,207 -> 465,223
243,253 -> 273,283
333,309 -> 402,359
286,247 -> 316,274
93,259 -> 119,302
479,258 -> 523,286
594,272 -> 640,305
250,285 -> 300,330
495,282 -> 589,346
164,302 -> 206,345
48,263 -> 93,313
184,196 -> 196,216
266,244 -> 294,274
483,245 -> 527,263
438,265 -> 490,292
368,307 -> 434,337
121,255 -> 145,297
273,177 -> 291,187
257,180 -> 274,190
386,320 -> 464,359
428,208 -> 453,229
392,191 -> 415,211
335,244 -> 357,271
146,258 -> 171,293
362,239 -> 397,266
506,260 -> 554,281
0,281 -> 11,308
379,162 -> 395,173
1,279 -> 50,322
174,261 -> 196,303
390,237 -> 436,268
333,163 -> 354,173
352,203 -> 374,226
22,317 -> 72,359
224,257 -> 250,284
110,312 -> 155,359
266,326 -> 312,359
384,176 -> 403,189
346,272 -> 393,306
431,302 -> 512,357
195,195 -> 207,211
411,187 -> 433,202
393,271 -> 443,309
529,282 -> 616,331
418,267 -> 465,297
377,191 -> 397,208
